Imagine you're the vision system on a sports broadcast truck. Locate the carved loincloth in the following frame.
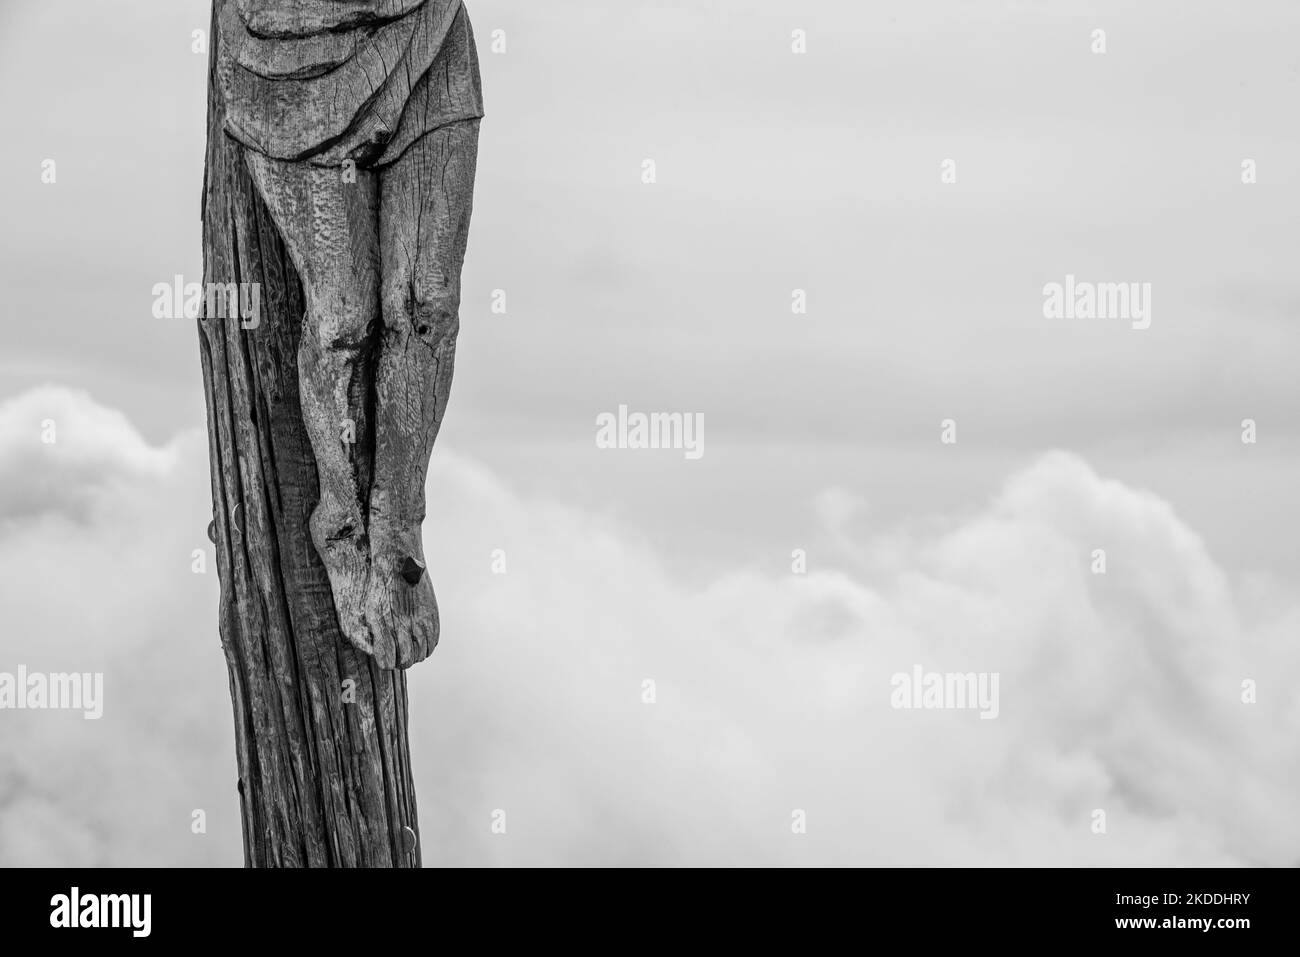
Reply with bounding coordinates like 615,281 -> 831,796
217,0 -> 484,167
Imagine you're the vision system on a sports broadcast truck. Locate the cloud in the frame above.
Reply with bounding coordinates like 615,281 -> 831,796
0,386 -> 230,866
0,386 -> 178,524
0,387 -> 1295,866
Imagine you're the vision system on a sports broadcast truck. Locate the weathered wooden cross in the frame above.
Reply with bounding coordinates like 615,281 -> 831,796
198,0 -> 483,867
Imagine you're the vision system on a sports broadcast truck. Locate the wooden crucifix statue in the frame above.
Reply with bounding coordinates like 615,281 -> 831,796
216,0 -> 484,669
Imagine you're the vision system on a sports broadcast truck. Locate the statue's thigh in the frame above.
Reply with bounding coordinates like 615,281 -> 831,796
377,121 -> 481,345
244,150 -> 381,343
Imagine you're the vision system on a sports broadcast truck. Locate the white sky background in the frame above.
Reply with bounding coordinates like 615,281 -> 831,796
0,0 -> 1297,865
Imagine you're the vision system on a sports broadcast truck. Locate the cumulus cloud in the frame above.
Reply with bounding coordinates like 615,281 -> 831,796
0,386 -> 178,524
0,386 -> 231,866
0,387 -> 1295,867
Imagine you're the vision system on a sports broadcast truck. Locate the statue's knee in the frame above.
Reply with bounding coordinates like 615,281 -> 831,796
308,289 -> 375,350
385,285 -> 459,348
414,291 -> 460,346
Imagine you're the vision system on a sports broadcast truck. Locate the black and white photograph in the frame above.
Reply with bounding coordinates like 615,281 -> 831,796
0,0 -> 1293,940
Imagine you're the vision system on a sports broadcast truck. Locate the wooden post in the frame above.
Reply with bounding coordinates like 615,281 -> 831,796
197,4 -> 422,868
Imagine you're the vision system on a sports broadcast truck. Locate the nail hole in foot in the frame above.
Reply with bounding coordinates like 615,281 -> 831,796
400,555 -> 426,585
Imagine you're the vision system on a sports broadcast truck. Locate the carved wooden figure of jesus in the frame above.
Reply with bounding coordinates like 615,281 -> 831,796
216,0 -> 483,668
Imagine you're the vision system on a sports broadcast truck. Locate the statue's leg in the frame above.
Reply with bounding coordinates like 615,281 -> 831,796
366,120 -> 481,669
244,149 -> 381,657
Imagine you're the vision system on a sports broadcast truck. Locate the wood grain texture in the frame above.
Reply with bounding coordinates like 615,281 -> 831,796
237,117 -> 480,671
218,0 -> 481,166
367,121 -> 480,669
199,2 -> 422,867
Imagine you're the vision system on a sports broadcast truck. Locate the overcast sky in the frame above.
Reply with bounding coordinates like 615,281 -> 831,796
1,0 -> 1297,866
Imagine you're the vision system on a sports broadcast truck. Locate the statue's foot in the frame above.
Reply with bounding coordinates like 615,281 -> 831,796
363,521 -> 439,670
309,502 -> 374,656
